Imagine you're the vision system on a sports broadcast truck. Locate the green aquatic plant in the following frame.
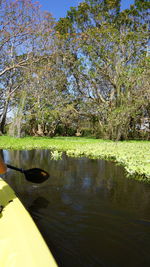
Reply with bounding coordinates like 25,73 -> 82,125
50,150 -> 62,160
0,136 -> 150,182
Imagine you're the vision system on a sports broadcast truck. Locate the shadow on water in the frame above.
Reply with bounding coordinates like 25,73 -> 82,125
2,149 -> 150,267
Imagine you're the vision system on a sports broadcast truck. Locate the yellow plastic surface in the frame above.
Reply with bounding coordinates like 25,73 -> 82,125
0,178 -> 57,267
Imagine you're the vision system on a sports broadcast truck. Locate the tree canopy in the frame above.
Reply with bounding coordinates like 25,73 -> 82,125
0,0 -> 149,139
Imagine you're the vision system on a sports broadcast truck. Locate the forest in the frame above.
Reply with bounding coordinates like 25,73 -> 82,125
0,0 -> 149,140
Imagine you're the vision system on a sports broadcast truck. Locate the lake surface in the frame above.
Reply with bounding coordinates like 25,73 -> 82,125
2,149 -> 150,266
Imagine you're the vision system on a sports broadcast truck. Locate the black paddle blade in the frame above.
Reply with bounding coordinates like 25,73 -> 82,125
23,168 -> 49,183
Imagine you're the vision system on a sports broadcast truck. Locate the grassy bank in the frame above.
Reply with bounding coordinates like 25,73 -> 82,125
0,136 -> 150,182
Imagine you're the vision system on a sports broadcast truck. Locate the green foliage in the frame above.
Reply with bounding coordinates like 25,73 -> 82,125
81,127 -> 93,137
55,0 -> 149,141
50,150 -> 62,160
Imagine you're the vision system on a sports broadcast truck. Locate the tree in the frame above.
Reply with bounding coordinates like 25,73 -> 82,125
0,0 -> 56,134
1,0 -> 149,139
56,0 -> 150,139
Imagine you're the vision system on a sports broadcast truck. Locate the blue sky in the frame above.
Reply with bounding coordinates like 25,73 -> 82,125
38,0 -> 135,20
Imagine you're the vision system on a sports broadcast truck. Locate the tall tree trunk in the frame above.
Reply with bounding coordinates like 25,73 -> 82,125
0,96 -> 10,135
9,91 -> 26,137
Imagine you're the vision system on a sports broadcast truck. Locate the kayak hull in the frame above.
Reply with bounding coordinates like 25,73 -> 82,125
0,178 -> 57,267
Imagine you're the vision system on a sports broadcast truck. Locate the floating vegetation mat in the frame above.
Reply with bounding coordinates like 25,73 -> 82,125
0,136 -> 150,183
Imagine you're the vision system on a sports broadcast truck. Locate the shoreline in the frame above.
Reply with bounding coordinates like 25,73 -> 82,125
0,136 -> 150,183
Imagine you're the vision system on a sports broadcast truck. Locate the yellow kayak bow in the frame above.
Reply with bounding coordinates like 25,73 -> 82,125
0,178 -> 57,267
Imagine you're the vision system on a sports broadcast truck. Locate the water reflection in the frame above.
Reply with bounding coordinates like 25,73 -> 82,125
2,149 -> 150,267
29,196 -> 49,210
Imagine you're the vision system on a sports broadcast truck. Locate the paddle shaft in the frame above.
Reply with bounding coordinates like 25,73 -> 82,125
7,164 -> 24,173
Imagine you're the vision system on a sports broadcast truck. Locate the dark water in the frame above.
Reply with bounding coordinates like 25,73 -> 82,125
2,149 -> 150,267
